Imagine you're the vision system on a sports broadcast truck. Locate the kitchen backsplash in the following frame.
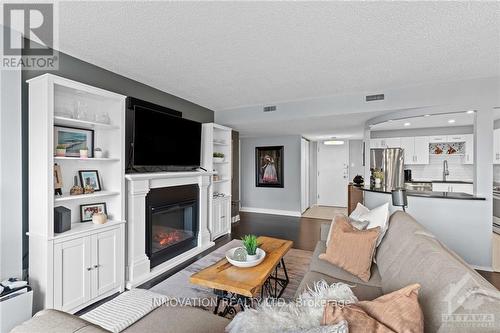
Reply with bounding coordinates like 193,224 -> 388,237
406,154 -> 473,181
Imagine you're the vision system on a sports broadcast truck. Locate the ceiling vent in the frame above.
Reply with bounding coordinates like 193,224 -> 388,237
365,94 -> 384,102
263,105 -> 277,112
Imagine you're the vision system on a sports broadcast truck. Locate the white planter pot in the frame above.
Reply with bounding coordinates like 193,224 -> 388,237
246,253 -> 258,261
214,157 -> 225,163
56,149 -> 66,157
375,178 -> 382,185
79,150 -> 89,158
94,150 -> 103,158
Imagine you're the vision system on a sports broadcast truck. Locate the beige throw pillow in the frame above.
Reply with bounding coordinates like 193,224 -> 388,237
322,302 -> 395,333
320,217 -> 380,282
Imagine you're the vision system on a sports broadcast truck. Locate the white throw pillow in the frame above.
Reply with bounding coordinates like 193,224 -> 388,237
358,202 -> 390,246
349,203 -> 370,221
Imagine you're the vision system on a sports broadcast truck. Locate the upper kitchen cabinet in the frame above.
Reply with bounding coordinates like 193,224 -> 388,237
400,136 -> 429,165
464,134 -> 474,165
370,137 -> 401,149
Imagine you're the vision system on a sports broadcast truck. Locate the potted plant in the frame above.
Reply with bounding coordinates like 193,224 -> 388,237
373,169 -> 384,186
79,146 -> 89,158
241,234 -> 260,261
213,152 -> 225,163
55,144 -> 66,157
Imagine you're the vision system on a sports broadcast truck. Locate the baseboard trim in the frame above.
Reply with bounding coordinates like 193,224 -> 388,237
240,207 -> 302,217
472,265 -> 494,272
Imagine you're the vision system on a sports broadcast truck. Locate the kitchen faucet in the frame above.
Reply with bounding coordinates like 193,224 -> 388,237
443,160 -> 449,181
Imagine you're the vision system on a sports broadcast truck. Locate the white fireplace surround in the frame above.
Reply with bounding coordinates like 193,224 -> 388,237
125,171 -> 215,288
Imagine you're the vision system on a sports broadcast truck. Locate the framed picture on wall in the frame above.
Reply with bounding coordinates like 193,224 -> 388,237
80,202 -> 107,222
255,146 -> 284,188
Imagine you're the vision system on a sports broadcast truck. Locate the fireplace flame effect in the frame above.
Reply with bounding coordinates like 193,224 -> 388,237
154,230 -> 183,247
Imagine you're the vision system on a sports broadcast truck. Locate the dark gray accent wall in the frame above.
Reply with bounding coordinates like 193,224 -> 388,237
21,46 -> 214,270
240,135 -> 301,213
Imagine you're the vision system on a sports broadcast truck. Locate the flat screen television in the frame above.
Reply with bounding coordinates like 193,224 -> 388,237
130,106 -> 202,169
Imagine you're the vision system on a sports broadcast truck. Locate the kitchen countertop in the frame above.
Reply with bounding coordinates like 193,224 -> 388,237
361,185 -> 485,200
406,180 -> 473,184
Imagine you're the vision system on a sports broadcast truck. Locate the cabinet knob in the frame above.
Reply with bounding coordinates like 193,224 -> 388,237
93,264 -> 100,269
87,267 -> 92,271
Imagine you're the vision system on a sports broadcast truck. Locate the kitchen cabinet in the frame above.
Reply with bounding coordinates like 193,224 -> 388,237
432,182 -> 473,195
400,136 -> 429,165
429,135 -> 447,143
53,227 -> 122,312
463,134 -> 474,164
370,138 -> 400,149
447,134 -> 468,143
211,196 -> 231,240
494,129 -> 500,164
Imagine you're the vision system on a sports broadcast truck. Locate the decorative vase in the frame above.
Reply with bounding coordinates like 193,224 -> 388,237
214,157 -> 224,163
94,149 -> 103,158
92,212 -> 107,225
56,148 -> 66,157
246,253 -> 258,261
80,149 -> 88,158
375,178 -> 382,185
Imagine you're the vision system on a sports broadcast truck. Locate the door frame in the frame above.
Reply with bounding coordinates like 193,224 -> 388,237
300,138 -> 310,213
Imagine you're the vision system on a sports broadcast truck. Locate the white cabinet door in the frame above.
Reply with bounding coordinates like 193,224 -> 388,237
211,199 -> 221,239
385,137 -> 401,148
400,137 -> 415,165
494,129 -> 500,164
221,197 -> 231,235
464,134 -> 474,165
54,237 -> 91,311
429,135 -> 447,143
414,136 -> 430,164
91,229 -> 120,298
450,183 -> 474,195
432,183 -> 450,192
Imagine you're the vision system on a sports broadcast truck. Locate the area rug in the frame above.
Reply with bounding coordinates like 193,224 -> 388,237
149,239 -> 313,312
302,205 -> 347,220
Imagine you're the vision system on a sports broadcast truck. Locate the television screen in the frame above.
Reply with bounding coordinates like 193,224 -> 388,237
132,107 -> 201,167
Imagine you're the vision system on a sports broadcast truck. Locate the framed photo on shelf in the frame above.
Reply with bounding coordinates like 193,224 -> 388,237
255,146 -> 284,188
78,170 -> 102,191
54,125 -> 94,157
80,202 -> 107,222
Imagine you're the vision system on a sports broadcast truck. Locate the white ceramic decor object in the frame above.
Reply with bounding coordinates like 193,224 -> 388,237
226,247 -> 266,268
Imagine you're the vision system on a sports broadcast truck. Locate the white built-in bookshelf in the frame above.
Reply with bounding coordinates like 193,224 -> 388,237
28,74 -> 126,313
202,123 -> 232,240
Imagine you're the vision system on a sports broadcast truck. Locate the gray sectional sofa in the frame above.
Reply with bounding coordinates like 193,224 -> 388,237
12,211 -> 500,332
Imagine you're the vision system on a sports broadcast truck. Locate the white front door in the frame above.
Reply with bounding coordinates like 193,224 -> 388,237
317,141 -> 349,207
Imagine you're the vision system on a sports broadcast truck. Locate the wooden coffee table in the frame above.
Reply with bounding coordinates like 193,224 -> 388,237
189,236 -> 293,316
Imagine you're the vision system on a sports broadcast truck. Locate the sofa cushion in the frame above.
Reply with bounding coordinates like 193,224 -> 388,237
295,271 -> 383,301
319,217 -> 380,282
376,211 -> 500,332
11,309 -> 108,333
122,306 -> 229,333
311,241 -> 382,288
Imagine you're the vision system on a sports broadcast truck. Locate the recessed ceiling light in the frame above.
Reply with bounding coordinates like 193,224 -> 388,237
448,119 -> 456,124
424,114 -> 431,117
466,110 -> 475,114
324,140 -> 345,145
404,122 -> 411,127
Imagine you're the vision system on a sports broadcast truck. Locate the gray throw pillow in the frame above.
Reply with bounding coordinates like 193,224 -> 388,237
349,217 -> 369,230
284,321 -> 349,333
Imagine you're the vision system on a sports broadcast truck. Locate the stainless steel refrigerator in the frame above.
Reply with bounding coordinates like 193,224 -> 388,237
370,148 -> 405,190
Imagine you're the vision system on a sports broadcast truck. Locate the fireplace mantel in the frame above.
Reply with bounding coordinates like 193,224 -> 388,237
125,171 -> 214,288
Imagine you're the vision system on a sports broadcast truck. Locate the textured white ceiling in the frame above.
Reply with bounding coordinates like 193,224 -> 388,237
56,1 -> 500,111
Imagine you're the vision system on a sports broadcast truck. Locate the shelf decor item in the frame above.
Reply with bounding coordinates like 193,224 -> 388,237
54,125 -> 94,157
92,212 -> 108,225
255,146 -> 284,188
225,247 -> 266,268
70,175 -> 84,196
55,145 -> 66,157
54,164 -> 63,196
80,202 -> 107,222
94,148 -> 103,158
79,146 -> 89,158
213,152 -> 225,163
78,170 -> 102,191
